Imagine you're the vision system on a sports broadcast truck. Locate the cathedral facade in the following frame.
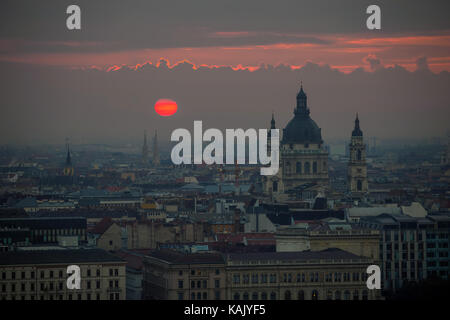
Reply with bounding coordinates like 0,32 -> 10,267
264,85 -> 329,196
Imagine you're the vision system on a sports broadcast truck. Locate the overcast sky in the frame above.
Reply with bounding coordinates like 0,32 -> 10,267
0,1 -> 449,145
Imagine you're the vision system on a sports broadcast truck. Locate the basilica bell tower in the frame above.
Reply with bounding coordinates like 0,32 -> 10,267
348,114 -> 368,196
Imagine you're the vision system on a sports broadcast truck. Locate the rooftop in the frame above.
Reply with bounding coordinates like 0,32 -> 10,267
0,249 -> 126,266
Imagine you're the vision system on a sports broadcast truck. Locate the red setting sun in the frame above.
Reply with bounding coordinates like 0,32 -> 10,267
154,99 -> 178,116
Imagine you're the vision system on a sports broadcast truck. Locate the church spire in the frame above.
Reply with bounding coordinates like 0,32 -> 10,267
352,113 -> 363,136
270,112 -> 276,129
295,83 -> 309,116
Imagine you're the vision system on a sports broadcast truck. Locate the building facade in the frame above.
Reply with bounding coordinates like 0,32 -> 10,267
143,248 -> 380,300
359,213 -> 450,293
0,249 -> 126,300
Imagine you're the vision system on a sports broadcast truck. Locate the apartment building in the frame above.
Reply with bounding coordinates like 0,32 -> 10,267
0,249 -> 126,300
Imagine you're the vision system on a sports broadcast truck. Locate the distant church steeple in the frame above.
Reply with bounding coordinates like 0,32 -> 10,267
63,138 -> 74,176
270,112 -> 276,129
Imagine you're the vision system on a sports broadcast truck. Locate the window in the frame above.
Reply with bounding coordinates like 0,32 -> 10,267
344,291 -> 351,300
233,293 -> 240,300
284,290 -> 291,300
178,292 -> 183,300
243,292 -> 249,300
261,292 -> 267,300
215,279 -> 220,288
311,290 -> 319,300
96,281 -> 100,289
296,162 -> 302,174
272,181 -> 278,192
304,162 -> 310,174
215,291 -> 220,300
178,280 -> 183,289
270,292 -> 276,300
298,290 -> 304,300
114,269 -> 118,276
313,161 -> 317,174
353,290 -> 359,300
252,292 -> 258,300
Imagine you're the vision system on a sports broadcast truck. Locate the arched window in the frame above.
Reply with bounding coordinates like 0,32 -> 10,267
334,291 -> 341,300
357,180 -> 362,191
243,292 -> 249,300
304,162 -> 310,174
284,290 -> 291,300
270,292 -> 276,300
344,290 -> 350,300
357,149 -> 362,161
298,290 -> 304,300
273,181 -> 278,192
311,290 -> 319,300
353,290 -> 359,300
252,292 -> 258,300
261,292 -> 267,300
233,292 -> 240,300
313,161 -> 317,174
296,162 -> 302,174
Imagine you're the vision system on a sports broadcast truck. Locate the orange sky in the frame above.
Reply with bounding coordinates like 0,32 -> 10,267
1,32 -> 450,73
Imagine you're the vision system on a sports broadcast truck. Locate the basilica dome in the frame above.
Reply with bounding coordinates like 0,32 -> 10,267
282,86 -> 323,145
